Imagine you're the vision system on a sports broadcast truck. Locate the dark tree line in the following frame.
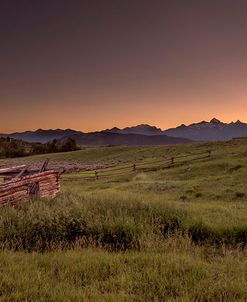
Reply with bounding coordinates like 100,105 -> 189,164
0,137 -> 26,158
0,137 -> 79,158
30,138 -> 79,155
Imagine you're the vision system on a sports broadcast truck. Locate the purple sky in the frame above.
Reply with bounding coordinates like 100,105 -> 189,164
1,0 -> 247,132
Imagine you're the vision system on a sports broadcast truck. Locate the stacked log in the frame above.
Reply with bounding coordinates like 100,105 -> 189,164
0,187 -> 28,207
39,173 -> 60,198
0,170 -> 61,207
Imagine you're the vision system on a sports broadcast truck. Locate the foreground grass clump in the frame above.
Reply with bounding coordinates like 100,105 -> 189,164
2,192 -> 247,251
0,193 -> 187,251
1,248 -> 247,302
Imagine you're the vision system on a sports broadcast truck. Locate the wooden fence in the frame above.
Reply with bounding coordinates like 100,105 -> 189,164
78,150 -> 212,180
0,150 -> 212,206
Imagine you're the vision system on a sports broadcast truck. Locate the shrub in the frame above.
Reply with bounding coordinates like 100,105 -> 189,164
235,192 -> 246,199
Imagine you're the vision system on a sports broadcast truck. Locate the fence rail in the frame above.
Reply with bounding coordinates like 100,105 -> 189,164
72,150 -> 212,181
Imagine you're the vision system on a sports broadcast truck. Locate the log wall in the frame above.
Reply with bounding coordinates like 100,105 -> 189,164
0,170 -> 60,207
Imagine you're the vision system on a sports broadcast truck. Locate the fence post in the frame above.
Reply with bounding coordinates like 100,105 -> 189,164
171,157 -> 174,165
95,171 -> 99,180
133,164 -> 136,171
208,150 -> 212,157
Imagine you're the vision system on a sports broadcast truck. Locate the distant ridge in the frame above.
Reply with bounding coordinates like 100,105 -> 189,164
62,132 -> 191,146
163,118 -> 247,141
105,124 -> 162,136
1,118 -> 247,144
0,127 -> 190,145
105,119 -> 247,141
0,129 -> 81,143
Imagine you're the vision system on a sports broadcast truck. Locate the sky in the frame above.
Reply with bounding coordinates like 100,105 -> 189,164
1,0 -> 247,133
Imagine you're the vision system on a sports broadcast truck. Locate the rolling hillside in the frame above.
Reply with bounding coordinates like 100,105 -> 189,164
2,138 -> 247,300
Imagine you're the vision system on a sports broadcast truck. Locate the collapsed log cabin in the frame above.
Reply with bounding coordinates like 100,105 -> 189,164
0,160 -> 63,207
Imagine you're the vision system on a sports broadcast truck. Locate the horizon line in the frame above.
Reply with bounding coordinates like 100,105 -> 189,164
0,117 -> 246,135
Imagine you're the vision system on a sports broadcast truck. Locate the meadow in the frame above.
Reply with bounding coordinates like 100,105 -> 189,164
1,139 -> 247,301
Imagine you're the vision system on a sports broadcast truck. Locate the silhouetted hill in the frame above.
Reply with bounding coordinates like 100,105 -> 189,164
0,129 -> 81,143
105,124 -> 162,135
64,132 -> 191,146
1,125 -> 188,145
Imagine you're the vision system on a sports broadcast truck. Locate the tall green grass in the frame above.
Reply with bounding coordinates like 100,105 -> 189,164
2,139 -> 247,300
1,192 -> 247,252
1,247 -> 247,301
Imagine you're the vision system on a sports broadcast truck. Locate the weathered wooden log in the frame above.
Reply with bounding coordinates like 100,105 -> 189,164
0,182 -> 27,190
0,171 -> 59,190
39,175 -> 58,181
0,191 -> 28,203
39,181 -> 58,187
39,182 -> 59,189
0,168 -> 62,178
39,176 -> 57,182
39,182 -> 58,188
39,178 -> 58,184
0,186 -> 58,202
0,165 -> 26,174
36,179 -> 58,186
0,182 -> 59,198
0,187 -> 28,198
35,176 -> 59,184
4,170 -> 58,183
0,188 -> 28,197
39,180 -> 58,187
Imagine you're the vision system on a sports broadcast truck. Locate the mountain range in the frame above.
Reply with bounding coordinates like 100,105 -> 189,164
106,118 -> 247,141
0,129 -> 191,145
1,118 -> 247,145
164,118 -> 247,141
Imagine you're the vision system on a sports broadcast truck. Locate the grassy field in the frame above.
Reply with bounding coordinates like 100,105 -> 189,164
1,139 -> 247,301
